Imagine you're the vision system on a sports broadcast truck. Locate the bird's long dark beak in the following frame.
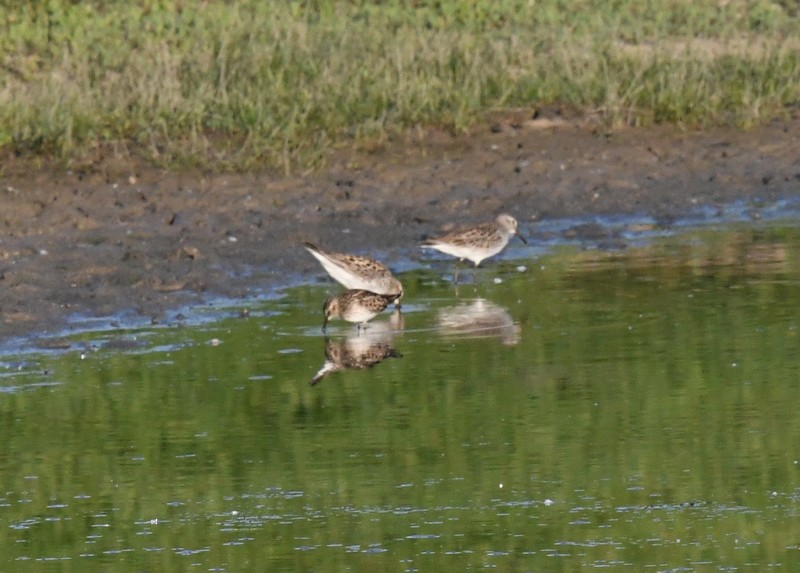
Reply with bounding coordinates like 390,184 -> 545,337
516,231 -> 528,244
322,317 -> 328,333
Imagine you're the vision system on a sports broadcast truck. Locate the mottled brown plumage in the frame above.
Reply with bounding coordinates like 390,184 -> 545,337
322,289 -> 396,332
304,242 -> 403,305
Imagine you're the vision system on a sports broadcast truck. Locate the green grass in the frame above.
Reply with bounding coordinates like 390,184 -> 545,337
1,0 -> 799,172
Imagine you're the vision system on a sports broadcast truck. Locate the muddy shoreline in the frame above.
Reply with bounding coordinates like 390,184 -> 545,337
2,117 -> 799,348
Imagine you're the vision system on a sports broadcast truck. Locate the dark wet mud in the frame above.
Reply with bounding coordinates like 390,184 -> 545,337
2,115 -> 799,345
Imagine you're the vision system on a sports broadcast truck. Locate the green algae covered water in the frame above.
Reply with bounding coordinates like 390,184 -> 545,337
2,223 -> 800,572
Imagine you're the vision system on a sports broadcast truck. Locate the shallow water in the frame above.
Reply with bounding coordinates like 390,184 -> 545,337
3,222 -> 800,571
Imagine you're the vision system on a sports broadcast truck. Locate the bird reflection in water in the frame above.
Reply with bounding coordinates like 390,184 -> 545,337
436,298 -> 521,346
311,310 -> 403,385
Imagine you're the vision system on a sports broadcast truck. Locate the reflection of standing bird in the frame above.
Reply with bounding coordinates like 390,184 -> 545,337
421,213 -> 527,267
322,289 -> 396,333
304,242 -> 403,306
437,298 -> 521,346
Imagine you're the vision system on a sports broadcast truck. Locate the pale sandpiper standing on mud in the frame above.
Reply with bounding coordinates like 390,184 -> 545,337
304,242 -> 404,306
420,213 -> 527,278
322,289 -> 397,333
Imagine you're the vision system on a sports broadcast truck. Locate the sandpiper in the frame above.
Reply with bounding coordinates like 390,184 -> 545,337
421,213 -> 527,269
322,289 -> 396,333
304,242 -> 403,306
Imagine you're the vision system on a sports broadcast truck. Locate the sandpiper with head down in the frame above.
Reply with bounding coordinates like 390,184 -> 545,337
304,242 -> 403,306
421,213 -> 527,271
322,289 -> 396,333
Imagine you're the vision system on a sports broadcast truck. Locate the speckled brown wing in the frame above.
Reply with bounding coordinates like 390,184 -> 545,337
437,223 -> 501,249
341,290 -> 393,314
333,252 -> 393,278
304,242 -> 403,301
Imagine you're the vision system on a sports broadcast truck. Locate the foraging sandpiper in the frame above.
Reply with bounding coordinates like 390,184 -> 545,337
322,289 -> 397,333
